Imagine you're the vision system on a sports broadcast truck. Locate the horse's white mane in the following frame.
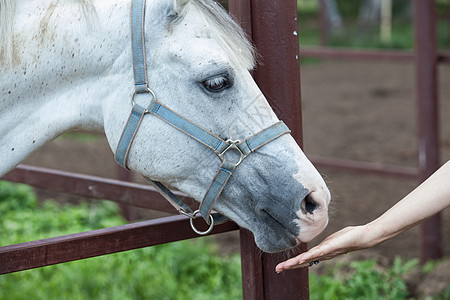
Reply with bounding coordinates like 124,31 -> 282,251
0,0 -> 17,64
0,0 -> 94,66
0,0 -> 255,70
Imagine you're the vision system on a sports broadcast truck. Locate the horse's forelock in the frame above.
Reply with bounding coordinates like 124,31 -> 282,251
173,0 -> 256,71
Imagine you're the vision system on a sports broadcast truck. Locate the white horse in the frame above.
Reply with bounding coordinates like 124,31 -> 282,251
0,0 -> 330,253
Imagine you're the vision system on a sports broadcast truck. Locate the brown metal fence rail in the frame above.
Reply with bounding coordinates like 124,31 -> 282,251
1,1 -> 310,299
303,0 -> 447,262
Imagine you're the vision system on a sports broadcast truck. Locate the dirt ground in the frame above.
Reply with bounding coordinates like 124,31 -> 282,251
20,60 -> 449,264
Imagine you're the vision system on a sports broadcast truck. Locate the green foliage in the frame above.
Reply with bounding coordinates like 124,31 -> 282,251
58,132 -> 101,143
297,1 -> 450,50
422,258 -> 445,275
309,258 -> 419,300
310,257 -> 450,300
328,22 -> 414,50
434,285 -> 450,300
297,0 -> 319,20
0,181 -> 124,245
0,181 -> 242,300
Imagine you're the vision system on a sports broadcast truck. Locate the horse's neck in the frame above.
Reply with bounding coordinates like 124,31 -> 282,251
0,0 -> 132,176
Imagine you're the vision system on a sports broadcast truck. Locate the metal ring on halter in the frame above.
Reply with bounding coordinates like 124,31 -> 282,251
189,210 -> 214,235
131,87 -> 157,112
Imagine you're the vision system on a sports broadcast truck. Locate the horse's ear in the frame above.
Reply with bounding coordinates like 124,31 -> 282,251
150,0 -> 190,27
174,0 -> 190,11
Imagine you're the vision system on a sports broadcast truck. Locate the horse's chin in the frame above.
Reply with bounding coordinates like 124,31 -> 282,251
253,231 -> 298,253
244,219 -> 298,253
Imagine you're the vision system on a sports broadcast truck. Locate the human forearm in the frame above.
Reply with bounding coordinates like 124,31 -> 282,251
364,160 -> 450,247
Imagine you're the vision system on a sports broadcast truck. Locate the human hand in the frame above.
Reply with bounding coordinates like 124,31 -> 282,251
276,225 -> 372,273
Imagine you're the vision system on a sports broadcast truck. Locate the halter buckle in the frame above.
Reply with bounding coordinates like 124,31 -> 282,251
217,140 -> 247,167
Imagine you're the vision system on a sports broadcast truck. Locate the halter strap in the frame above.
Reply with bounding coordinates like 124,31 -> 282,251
148,100 -> 227,153
131,0 -> 149,94
115,0 -> 291,234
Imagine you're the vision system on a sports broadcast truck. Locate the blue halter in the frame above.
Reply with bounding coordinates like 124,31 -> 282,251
115,0 -> 291,235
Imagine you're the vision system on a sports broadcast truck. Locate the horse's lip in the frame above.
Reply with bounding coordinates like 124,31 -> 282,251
260,210 -> 298,248
261,209 -> 299,238
277,230 -> 298,250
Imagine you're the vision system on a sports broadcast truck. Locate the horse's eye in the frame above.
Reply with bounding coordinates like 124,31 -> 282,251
203,76 -> 230,92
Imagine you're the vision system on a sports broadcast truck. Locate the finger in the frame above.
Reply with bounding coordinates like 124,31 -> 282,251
276,254 -> 310,272
280,262 -> 310,271
276,260 -> 307,272
276,248 -> 336,272
276,257 -> 323,272
276,249 -> 322,272
282,254 -> 309,268
276,240 -> 342,272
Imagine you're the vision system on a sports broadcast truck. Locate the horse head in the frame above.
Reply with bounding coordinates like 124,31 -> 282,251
102,0 -> 331,253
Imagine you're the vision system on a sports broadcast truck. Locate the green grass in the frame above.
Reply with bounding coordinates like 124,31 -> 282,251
309,258 -> 416,300
310,257 -> 450,300
57,131 -> 101,143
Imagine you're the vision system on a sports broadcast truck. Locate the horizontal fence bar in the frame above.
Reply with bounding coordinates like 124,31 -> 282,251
438,51 -> 450,63
0,215 -> 239,275
2,165 -> 196,214
309,155 -> 419,179
300,47 -> 450,63
300,47 -> 414,61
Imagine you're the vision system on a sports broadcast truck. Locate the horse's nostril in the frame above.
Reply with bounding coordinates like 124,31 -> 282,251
304,194 -> 318,214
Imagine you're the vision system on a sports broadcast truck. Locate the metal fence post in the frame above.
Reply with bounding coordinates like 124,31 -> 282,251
117,166 -> 134,221
319,0 -> 329,46
230,0 -> 309,298
413,0 -> 442,262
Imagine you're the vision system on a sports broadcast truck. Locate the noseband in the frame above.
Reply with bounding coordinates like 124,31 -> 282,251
115,0 -> 291,235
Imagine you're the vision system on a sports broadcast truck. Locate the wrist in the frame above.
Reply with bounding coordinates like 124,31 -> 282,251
361,221 -> 385,248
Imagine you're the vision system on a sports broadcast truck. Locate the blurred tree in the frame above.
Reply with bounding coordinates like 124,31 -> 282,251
326,0 -> 343,30
358,0 -> 381,26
